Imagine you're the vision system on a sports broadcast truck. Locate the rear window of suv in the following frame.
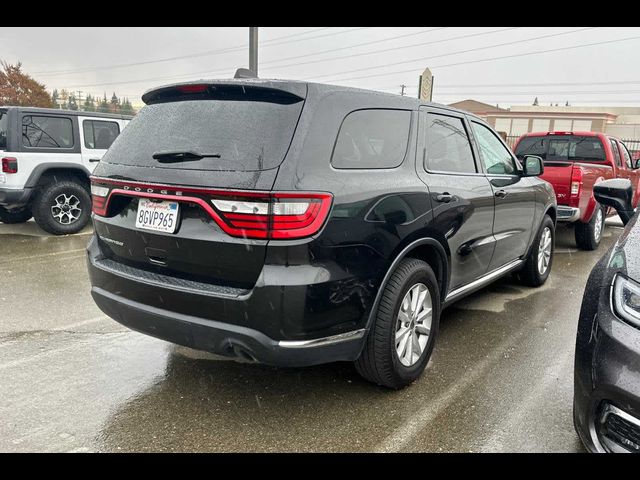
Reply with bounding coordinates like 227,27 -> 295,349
514,135 -> 606,162
101,96 -> 304,171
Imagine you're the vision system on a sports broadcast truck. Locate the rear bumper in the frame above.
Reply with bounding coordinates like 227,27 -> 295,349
86,235 -> 372,367
0,187 -> 32,208
557,205 -> 581,222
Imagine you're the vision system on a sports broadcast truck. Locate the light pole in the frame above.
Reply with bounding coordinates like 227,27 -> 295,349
249,27 -> 258,75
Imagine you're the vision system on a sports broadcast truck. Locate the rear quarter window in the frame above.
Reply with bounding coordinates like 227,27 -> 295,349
331,109 -> 411,169
22,115 -> 74,149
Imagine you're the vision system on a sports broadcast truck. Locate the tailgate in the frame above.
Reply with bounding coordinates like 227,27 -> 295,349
540,162 -> 573,205
89,83 -> 307,290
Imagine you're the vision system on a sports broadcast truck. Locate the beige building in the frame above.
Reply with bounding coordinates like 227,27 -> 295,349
448,99 -> 640,140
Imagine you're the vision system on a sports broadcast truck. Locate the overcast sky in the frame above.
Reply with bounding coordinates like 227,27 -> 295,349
2,26 -> 640,108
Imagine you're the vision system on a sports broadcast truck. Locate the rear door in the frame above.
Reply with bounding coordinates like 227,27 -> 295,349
78,117 -> 122,172
417,107 -> 495,290
470,120 -> 536,271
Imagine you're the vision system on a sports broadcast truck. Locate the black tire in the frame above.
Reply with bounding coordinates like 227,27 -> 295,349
0,205 -> 32,224
32,178 -> 91,235
355,258 -> 440,389
575,204 -> 605,251
518,214 -> 554,287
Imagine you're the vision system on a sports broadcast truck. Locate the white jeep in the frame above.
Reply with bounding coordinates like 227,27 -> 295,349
0,107 -> 131,234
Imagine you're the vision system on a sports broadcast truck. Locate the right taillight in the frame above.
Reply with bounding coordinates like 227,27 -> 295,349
570,167 -> 583,198
2,157 -> 18,174
211,192 -> 333,239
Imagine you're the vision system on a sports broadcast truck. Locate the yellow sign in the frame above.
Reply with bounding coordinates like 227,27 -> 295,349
419,68 -> 433,101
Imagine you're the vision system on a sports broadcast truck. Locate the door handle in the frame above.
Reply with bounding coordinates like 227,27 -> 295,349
436,193 -> 453,203
495,189 -> 508,199
89,158 -> 101,163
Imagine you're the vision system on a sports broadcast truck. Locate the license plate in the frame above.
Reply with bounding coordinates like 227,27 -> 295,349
135,198 -> 179,233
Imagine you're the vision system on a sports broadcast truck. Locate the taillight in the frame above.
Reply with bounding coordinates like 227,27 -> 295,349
211,192 -> 332,239
2,157 -> 18,174
90,177 -> 333,240
91,183 -> 109,216
570,167 -> 583,204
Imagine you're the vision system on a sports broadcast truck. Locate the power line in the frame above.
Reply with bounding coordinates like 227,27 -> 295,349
34,27 -> 366,77
321,33 -> 640,83
310,27 -> 596,81
55,27 -> 576,92
260,27 -> 520,72
55,28 -> 447,90
258,27 -> 449,68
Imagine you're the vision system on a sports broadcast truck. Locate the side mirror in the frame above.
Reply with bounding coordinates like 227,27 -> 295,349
594,178 -> 635,226
522,155 -> 544,177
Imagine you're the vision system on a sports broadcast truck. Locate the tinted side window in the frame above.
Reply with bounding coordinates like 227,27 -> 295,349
83,120 -> 120,149
610,138 -> 622,167
22,115 -> 73,148
471,121 -> 516,175
424,113 -> 476,174
331,109 -> 411,169
621,142 -> 634,169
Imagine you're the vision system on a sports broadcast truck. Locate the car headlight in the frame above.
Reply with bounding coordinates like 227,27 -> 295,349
612,274 -> 640,328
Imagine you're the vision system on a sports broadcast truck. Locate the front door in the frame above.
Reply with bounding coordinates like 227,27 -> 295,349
469,120 -> 536,272
417,108 -> 496,291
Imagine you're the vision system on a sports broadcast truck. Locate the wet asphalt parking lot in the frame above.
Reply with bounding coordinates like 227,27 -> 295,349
0,218 -> 624,452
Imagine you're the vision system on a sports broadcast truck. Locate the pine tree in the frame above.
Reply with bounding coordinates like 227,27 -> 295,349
533,97 -> 539,106
83,94 -> 96,112
110,92 -> 120,113
97,92 -> 110,113
51,89 -> 59,108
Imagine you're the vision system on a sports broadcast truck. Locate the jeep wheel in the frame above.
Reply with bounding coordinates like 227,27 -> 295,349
0,205 -> 32,224
575,204 -> 604,251
32,179 -> 91,235
355,258 -> 440,389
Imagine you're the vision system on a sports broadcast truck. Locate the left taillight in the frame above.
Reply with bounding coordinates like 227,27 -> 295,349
91,183 -> 110,216
2,157 -> 18,174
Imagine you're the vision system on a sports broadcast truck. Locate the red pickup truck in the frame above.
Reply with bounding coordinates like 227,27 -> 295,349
513,131 -> 640,250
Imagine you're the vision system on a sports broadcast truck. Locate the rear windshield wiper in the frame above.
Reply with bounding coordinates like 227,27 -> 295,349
152,150 -> 221,163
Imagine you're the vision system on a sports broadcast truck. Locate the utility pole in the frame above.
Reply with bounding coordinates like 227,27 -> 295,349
249,27 -> 258,76
400,84 -> 406,96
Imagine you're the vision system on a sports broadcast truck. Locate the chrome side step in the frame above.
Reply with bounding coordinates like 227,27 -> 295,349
444,259 -> 524,305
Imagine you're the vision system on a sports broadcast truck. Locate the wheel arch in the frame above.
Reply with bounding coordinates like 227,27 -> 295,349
364,238 -> 449,336
25,164 -> 91,191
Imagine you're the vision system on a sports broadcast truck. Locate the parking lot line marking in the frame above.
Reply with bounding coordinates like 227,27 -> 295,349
52,315 -> 109,332
0,333 -> 127,371
0,248 -> 85,265
373,319 -> 534,453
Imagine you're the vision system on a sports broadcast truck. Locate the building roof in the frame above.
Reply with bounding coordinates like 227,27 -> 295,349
447,99 -> 508,115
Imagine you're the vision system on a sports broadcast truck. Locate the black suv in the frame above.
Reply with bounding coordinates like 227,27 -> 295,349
87,79 -> 556,388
